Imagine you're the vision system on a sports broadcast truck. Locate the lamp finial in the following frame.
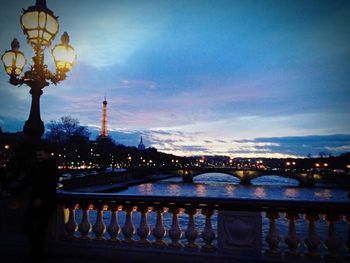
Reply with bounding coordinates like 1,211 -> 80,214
35,0 -> 47,8
11,38 -> 20,51
61,32 -> 70,45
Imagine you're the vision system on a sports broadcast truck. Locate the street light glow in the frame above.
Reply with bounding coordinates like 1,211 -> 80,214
52,32 -> 77,72
0,0 -> 76,140
1,39 -> 27,76
20,1 -> 59,47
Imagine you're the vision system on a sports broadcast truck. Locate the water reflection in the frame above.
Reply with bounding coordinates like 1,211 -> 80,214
283,188 -> 300,199
196,184 -> 207,197
314,189 -> 332,199
252,175 -> 299,186
225,185 -> 236,197
167,184 -> 181,196
138,183 -> 153,194
254,187 -> 266,198
119,173 -> 348,201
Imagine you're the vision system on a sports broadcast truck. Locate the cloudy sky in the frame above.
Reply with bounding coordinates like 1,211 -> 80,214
0,0 -> 350,157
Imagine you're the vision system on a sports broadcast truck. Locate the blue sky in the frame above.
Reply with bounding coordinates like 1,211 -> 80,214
0,0 -> 350,157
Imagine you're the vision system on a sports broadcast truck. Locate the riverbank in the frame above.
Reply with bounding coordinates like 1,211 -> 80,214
67,174 -> 178,193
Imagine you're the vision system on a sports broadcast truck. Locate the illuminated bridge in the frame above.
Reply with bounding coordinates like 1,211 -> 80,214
131,167 -> 349,187
1,168 -> 349,262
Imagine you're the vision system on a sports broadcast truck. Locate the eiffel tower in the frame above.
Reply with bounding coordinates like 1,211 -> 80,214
100,96 -> 108,138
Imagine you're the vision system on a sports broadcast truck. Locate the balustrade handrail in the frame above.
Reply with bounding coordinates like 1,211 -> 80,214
54,190 -> 350,261
57,190 -> 349,214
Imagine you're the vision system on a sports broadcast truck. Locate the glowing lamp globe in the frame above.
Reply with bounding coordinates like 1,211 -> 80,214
20,0 -> 59,47
52,32 -> 77,72
1,39 -> 27,76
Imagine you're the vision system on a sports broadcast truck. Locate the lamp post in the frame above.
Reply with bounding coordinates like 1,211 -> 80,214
1,0 -> 76,142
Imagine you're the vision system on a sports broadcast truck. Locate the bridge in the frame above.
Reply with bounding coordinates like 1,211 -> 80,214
1,191 -> 349,262
131,166 -> 350,187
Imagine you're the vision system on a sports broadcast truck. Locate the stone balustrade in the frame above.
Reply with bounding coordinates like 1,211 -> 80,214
51,191 -> 350,262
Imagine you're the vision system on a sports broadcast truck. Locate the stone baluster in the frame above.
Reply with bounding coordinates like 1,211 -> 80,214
122,205 -> 135,244
78,203 -> 92,240
93,204 -> 106,240
65,203 -> 78,239
265,210 -> 281,256
107,204 -> 120,242
304,213 -> 321,259
201,208 -> 216,252
152,206 -> 166,248
285,212 -> 300,257
185,207 -> 198,249
324,214 -> 341,259
168,207 -> 182,249
136,206 -> 151,246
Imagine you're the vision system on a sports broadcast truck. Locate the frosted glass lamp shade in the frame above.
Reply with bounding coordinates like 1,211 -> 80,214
20,1 -> 59,47
52,32 -> 77,72
1,39 -> 27,76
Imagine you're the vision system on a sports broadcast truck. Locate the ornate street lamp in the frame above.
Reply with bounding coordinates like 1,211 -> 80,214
1,0 -> 76,142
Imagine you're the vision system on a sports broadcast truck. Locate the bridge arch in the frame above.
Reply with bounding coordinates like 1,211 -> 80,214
187,169 -> 258,185
250,175 -> 299,186
130,167 -> 317,187
192,172 -> 241,183
183,169 -> 315,186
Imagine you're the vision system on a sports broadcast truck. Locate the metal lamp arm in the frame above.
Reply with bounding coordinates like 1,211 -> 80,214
9,74 -> 26,86
49,69 -> 67,85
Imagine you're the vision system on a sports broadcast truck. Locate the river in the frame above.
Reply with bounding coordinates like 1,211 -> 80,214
117,173 -> 349,201
76,173 -> 349,253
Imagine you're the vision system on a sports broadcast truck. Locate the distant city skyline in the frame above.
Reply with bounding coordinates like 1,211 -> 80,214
0,0 -> 350,157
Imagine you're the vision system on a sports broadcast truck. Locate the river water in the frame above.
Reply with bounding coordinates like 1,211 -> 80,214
77,173 -> 349,253
118,173 -> 349,201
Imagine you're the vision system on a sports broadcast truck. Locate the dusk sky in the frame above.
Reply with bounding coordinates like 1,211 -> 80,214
0,0 -> 350,157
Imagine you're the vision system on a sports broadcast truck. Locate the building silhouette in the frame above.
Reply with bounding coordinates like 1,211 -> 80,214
138,136 -> 146,151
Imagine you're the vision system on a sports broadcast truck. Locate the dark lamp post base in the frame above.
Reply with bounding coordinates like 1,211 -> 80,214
23,119 -> 44,142
23,86 -> 45,142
